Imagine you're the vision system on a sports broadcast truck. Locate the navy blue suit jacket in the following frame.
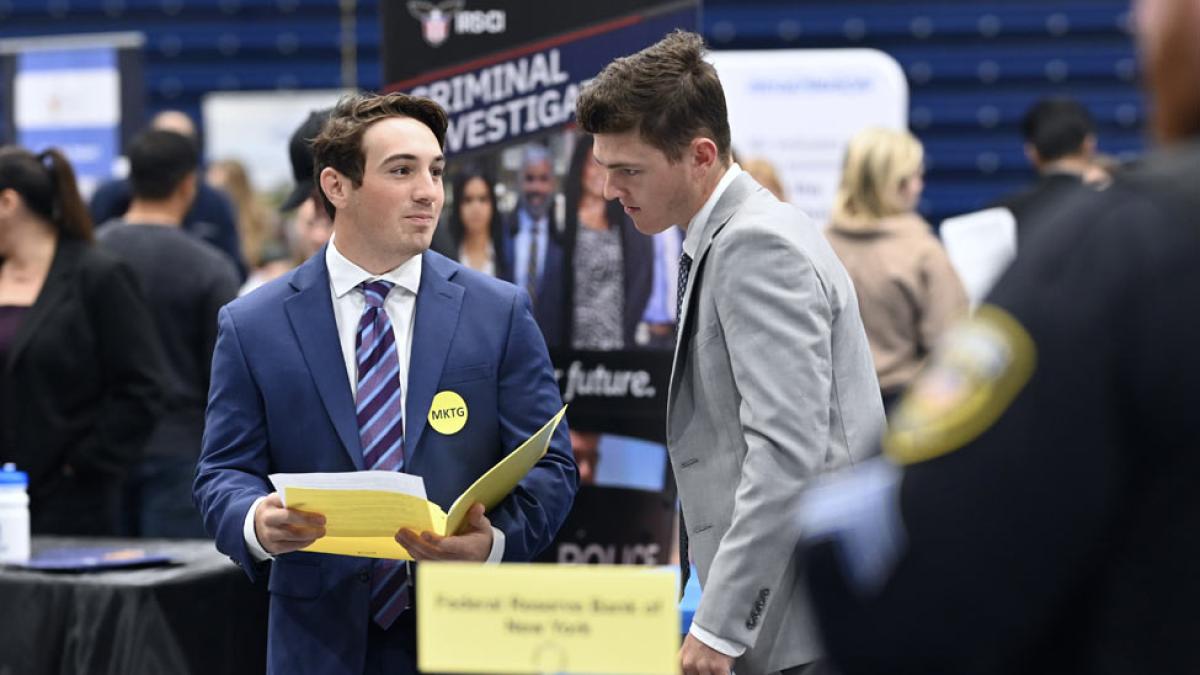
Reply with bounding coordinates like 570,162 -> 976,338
194,247 -> 577,674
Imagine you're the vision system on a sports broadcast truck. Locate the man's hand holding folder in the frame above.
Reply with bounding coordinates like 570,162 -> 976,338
253,493 -> 327,556
261,406 -> 567,561
396,502 -> 493,562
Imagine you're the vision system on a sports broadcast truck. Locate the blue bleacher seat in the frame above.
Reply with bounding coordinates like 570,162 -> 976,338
0,0 -> 1140,225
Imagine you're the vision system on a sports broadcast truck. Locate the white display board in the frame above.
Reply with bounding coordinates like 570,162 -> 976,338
202,89 -> 350,196
3,32 -> 143,199
708,49 -> 908,225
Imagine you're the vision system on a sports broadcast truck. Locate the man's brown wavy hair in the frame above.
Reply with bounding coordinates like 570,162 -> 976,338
576,30 -> 732,165
311,92 -> 448,218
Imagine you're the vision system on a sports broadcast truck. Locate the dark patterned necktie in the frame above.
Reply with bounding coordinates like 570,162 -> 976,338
676,252 -> 692,323
356,280 -> 410,629
676,252 -> 692,598
525,224 -> 540,305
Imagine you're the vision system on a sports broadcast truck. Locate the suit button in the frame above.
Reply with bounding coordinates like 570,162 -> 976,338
745,618 -> 757,630
358,569 -> 370,583
754,600 -> 765,611
759,588 -> 770,599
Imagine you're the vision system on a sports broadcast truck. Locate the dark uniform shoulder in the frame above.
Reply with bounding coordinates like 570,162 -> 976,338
1120,140 -> 1200,207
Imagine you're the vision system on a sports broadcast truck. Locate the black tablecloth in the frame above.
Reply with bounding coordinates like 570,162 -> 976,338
0,537 -> 267,675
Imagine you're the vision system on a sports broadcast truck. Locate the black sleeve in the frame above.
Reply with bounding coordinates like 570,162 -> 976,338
199,260 -> 241,394
190,186 -> 248,280
75,256 -> 168,475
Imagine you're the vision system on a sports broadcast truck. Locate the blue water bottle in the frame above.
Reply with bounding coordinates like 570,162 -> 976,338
0,463 -> 30,563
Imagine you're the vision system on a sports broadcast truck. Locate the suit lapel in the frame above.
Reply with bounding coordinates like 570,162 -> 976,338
404,252 -> 464,464
667,174 -> 762,414
284,249 -> 364,469
6,239 -> 80,373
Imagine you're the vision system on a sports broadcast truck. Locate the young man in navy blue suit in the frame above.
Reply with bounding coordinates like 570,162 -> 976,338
194,92 -> 578,675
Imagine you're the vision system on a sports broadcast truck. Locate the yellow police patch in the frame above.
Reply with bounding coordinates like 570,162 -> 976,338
883,304 -> 1036,465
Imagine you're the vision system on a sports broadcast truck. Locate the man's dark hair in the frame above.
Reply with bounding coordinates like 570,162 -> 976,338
127,129 -> 199,200
576,30 -> 731,164
311,92 -> 449,219
1021,98 -> 1095,162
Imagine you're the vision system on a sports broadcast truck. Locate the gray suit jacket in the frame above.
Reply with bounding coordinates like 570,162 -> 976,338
669,173 -> 884,674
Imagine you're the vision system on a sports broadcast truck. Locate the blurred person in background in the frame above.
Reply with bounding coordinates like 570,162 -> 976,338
207,158 -> 278,273
560,133 -> 653,481
801,1 -> 1200,673
503,144 -> 567,346
635,225 -> 685,349
562,133 -> 653,352
1082,152 -> 1125,189
742,157 -> 787,202
446,167 -> 506,278
97,130 -> 240,538
239,110 -> 336,296
825,127 -> 968,410
992,97 -> 1105,244
278,109 -> 332,216
0,146 -> 164,535
242,195 -> 334,297
90,110 -> 246,277
287,194 -> 334,265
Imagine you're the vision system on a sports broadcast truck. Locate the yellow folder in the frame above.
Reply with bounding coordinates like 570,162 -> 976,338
278,406 -> 566,560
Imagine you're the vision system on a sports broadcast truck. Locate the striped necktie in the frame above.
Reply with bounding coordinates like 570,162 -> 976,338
356,279 -> 410,629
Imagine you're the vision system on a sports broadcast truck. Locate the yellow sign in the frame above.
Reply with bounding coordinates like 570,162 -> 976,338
428,390 -> 468,435
418,564 -> 679,675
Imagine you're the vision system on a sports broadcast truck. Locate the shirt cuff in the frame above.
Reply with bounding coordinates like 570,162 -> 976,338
486,526 -> 506,563
690,623 -> 747,659
243,495 -> 274,562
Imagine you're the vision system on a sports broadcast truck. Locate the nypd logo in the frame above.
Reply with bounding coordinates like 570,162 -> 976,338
407,0 -> 507,48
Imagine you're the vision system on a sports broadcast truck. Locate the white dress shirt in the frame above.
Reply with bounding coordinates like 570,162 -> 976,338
682,163 -> 742,259
677,163 -> 750,660
243,239 -> 505,563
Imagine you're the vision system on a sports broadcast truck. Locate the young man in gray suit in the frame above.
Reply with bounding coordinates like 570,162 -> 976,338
577,31 -> 885,675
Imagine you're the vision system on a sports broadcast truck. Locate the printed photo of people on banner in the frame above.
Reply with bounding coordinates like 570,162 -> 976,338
385,0 -> 701,566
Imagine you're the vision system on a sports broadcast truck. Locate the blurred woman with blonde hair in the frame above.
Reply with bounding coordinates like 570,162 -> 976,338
207,158 -> 277,270
742,156 -> 787,202
825,127 -> 968,409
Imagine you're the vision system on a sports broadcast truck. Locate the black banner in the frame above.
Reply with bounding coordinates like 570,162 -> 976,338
382,0 -> 696,86
535,485 -> 676,565
551,349 -> 672,445
384,2 -> 699,156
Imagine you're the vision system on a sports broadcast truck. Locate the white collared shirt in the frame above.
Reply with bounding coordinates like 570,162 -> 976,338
676,162 -> 751,661
682,162 -> 742,259
325,238 -> 421,407
243,238 -> 504,564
